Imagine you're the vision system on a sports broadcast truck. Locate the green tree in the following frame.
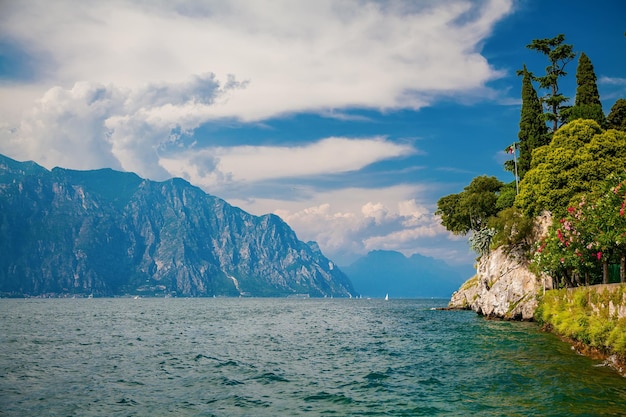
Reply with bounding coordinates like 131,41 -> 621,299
567,52 -> 606,126
436,176 -> 503,235
516,119 -> 626,218
488,207 -> 536,252
607,98 -> 626,131
515,64 -> 549,178
527,34 -> 576,132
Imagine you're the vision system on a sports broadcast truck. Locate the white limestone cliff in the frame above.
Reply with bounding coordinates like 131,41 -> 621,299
448,247 -> 550,320
448,212 -> 552,320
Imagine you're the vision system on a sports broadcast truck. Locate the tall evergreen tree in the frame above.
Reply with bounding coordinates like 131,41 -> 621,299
515,65 -> 548,179
607,99 -> 626,131
567,52 -> 606,126
527,34 -> 576,132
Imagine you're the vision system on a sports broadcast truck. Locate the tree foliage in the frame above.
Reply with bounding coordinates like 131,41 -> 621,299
436,176 -> 503,236
516,119 -> 626,218
469,227 -> 496,257
567,52 -> 605,126
488,207 -> 536,252
516,64 -> 549,178
527,34 -> 576,132
437,33 -> 624,270
607,98 -> 626,131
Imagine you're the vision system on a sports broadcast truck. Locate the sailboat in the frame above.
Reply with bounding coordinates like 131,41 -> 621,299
385,293 -> 389,301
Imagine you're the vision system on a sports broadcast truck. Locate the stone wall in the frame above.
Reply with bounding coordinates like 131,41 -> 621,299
566,283 -> 626,319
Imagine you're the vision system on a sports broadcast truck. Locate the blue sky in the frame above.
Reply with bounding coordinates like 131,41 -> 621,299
1,0 -> 625,271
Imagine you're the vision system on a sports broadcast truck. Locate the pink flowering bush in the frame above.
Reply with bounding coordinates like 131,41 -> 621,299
532,172 -> 626,286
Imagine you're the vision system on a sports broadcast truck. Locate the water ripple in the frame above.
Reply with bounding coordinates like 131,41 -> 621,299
1,298 -> 626,416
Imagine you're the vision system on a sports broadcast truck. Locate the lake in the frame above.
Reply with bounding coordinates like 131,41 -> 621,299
1,298 -> 625,416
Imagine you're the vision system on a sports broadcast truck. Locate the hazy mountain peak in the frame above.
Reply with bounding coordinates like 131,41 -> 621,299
0,154 -> 355,298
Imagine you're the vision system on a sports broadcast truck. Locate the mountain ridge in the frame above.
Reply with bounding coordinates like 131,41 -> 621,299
342,249 -> 469,298
0,154 -> 355,298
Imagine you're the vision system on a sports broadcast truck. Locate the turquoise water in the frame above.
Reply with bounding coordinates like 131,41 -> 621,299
1,298 -> 625,416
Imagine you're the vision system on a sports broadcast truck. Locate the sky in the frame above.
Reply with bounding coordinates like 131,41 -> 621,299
1,0 -> 625,271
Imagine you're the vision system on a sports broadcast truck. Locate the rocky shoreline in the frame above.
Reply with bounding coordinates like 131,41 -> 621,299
448,246 -> 626,376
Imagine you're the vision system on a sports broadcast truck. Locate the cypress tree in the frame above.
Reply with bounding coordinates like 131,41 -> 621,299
567,52 -> 606,126
515,65 -> 548,179
574,53 -> 601,106
607,99 -> 626,131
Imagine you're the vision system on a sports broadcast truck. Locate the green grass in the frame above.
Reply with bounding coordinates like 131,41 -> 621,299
459,275 -> 479,291
536,285 -> 626,355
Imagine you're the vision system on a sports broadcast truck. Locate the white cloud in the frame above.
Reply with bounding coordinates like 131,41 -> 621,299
0,0 -> 508,267
0,76 -> 240,178
228,184 -> 471,265
599,76 -> 626,86
159,137 -> 413,189
598,76 -> 626,101
1,0 -> 512,122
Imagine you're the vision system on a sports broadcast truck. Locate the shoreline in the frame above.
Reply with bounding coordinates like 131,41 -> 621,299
541,324 -> 626,377
444,305 -> 626,377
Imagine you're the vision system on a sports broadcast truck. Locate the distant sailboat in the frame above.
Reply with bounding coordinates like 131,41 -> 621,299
385,293 -> 389,301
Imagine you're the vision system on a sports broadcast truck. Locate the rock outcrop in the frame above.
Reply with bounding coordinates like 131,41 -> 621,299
448,213 -> 553,320
0,154 -> 356,298
448,247 -> 547,320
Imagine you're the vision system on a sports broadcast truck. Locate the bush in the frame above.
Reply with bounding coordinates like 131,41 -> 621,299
488,207 -> 536,253
538,286 -> 626,355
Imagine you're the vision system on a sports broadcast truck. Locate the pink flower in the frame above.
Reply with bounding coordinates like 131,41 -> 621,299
597,252 -> 602,260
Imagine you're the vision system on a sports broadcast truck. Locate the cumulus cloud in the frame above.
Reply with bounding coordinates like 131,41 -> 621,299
0,75 -> 242,177
1,0 -> 511,122
227,184 -> 470,265
0,0 -> 510,266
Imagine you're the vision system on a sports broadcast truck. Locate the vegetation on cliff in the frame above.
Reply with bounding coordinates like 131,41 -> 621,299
437,34 -> 626,286
440,34 -> 626,364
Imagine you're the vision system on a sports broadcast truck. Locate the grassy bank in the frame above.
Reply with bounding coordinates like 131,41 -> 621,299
536,285 -> 626,359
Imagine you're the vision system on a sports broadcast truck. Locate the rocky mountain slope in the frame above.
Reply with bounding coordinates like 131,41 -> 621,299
447,247 -> 546,320
0,154 -> 355,298
342,250 -> 469,298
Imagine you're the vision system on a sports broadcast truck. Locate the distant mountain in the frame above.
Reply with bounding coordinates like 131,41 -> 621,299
342,250 -> 470,298
0,154 -> 355,298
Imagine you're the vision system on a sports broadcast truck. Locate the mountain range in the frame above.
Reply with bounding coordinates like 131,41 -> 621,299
342,250 -> 470,298
0,154 -> 355,298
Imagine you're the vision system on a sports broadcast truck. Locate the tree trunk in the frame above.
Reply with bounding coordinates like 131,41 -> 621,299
584,271 -> 590,286
603,261 -> 609,284
621,254 -> 625,283
563,269 -> 574,288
